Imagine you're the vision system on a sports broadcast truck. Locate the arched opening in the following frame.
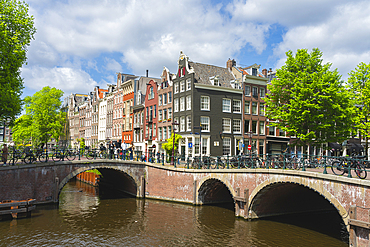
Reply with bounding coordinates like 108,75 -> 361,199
249,182 -> 348,242
198,178 -> 234,211
95,168 -> 138,199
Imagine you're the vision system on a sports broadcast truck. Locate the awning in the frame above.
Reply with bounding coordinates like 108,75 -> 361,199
348,143 -> 364,153
329,142 -> 341,151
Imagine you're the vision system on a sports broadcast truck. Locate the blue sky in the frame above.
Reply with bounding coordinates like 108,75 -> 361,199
21,0 -> 370,100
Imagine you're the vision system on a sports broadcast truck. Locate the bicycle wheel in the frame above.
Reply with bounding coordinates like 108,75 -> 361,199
39,153 -> 48,162
355,164 -> 367,179
52,152 -> 62,162
86,151 -> 95,160
66,151 -> 76,161
24,155 -> 34,164
331,161 -> 345,175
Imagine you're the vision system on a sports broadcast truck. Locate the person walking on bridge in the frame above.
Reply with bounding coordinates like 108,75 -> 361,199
2,144 -> 8,166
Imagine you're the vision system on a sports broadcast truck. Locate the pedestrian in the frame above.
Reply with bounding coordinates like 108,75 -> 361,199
2,144 -> 8,166
108,141 -> 114,159
129,143 -> 134,160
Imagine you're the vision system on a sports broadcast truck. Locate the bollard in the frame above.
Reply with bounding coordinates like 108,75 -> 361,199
162,153 -> 164,166
187,157 -> 189,169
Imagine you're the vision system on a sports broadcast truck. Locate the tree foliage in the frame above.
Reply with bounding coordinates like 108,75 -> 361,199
12,86 -> 66,147
0,0 -> 36,123
265,48 -> 356,147
347,62 -> 370,152
162,132 -> 182,157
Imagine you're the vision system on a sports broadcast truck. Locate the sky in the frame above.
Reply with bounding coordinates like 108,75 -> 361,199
21,0 -> 370,101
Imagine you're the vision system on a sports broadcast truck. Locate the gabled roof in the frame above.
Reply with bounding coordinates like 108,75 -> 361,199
189,61 -> 235,88
98,89 -> 108,99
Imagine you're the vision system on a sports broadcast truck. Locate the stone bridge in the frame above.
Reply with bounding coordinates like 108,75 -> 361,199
0,160 -> 369,246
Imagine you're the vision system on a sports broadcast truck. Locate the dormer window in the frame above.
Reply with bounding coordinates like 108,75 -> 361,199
210,76 -> 221,86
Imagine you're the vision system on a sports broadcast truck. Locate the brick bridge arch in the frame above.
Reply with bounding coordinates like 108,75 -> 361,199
58,165 -> 142,198
196,176 -> 236,205
248,179 -> 347,223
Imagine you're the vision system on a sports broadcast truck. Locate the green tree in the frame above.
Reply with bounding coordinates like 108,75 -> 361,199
12,86 -> 66,147
162,133 -> 182,159
347,62 -> 370,157
0,0 -> 36,123
265,48 -> 356,147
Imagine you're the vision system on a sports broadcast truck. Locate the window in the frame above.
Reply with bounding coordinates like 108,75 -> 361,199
200,96 -> 210,110
233,119 -> 241,133
180,80 -> 185,92
174,98 -> 179,112
259,121 -> 265,135
168,92 -> 172,103
252,68 -> 257,76
174,117 -> 179,126
186,78 -> 191,90
163,93 -> 167,105
252,87 -> 258,97
233,100 -> 241,113
222,98 -> 231,112
202,138 -> 207,155
260,103 -> 265,116
180,117 -> 185,132
159,110 -> 162,121
279,128 -> 285,137
260,88 -> 265,98
244,101 -> 250,114
269,125 -> 275,136
159,95 -> 162,106
149,87 -> 154,99
200,116 -> 209,132
180,97 -> 185,111
153,123 -> 156,136
195,137 -> 200,154
245,85 -> 250,96
222,118 -> 231,133
252,120 -> 257,134
174,83 -> 179,94
159,127 -> 162,140
186,95 -> 191,110
223,137 -> 231,155
252,102 -> 258,115
163,127 -> 167,140
163,109 -> 167,120
154,105 -> 157,118
166,108 -> 172,121
187,116 -> 191,131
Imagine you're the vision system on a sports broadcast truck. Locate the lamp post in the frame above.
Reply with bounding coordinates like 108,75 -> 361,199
171,121 -> 179,165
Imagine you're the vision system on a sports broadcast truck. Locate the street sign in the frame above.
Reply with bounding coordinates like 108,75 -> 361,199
248,145 -> 252,151
188,143 -> 193,148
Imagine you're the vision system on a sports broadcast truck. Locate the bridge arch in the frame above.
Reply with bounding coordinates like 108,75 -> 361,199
58,165 -> 139,199
248,178 -> 348,225
197,176 -> 235,206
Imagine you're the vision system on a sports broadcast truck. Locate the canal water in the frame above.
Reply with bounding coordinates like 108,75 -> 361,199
0,179 -> 348,246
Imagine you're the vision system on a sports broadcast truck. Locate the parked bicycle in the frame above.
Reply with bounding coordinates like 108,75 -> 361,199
52,149 -> 76,162
331,156 -> 367,179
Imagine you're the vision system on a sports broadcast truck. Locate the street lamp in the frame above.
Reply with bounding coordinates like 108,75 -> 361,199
171,121 -> 179,165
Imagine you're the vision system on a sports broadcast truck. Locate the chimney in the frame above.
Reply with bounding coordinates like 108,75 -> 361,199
146,70 -> 149,77
262,69 -> 267,77
226,58 -> 234,70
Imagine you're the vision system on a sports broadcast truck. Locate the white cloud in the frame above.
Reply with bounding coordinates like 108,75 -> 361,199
22,66 -> 98,97
272,1 -> 370,79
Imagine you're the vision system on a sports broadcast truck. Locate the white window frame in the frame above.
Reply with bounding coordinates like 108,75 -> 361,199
222,98 -> 231,113
187,116 -> 191,131
200,96 -> 210,111
186,78 -> 191,91
180,80 -> 185,92
233,100 -> 241,113
222,118 -> 231,133
174,83 -> 179,94
186,95 -> 191,110
259,121 -> 265,135
159,95 -> 162,106
180,116 -> 185,132
180,97 -> 185,111
174,98 -> 179,112
245,85 -> 251,96
200,116 -> 210,132
233,119 -> 241,134
223,137 -> 231,156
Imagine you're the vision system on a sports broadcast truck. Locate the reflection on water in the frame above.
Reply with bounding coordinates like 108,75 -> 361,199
0,180 -> 347,247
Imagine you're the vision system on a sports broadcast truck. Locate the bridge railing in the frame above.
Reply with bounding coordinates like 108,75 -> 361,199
1,149 -> 369,179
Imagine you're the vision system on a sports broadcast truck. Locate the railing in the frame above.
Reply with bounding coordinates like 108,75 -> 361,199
1,149 -> 369,179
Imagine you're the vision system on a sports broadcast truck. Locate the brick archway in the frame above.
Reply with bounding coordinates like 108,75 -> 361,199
248,178 -> 347,225
196,175 -> 235,205
58,165 -> 140,199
